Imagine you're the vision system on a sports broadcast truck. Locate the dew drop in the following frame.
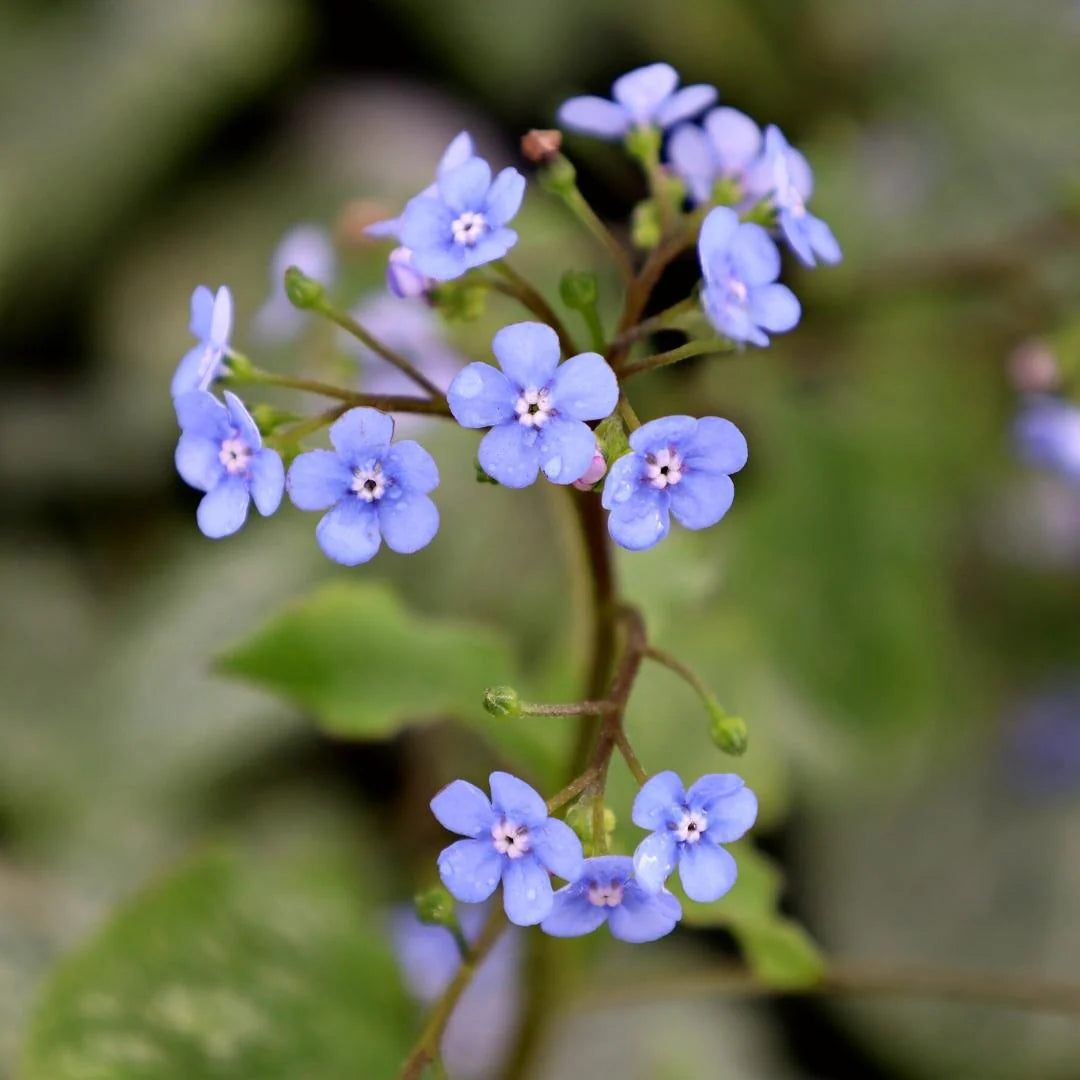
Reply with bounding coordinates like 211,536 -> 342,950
543,455 -> 562,477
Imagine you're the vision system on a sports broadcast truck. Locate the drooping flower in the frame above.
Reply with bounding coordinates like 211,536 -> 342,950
447,322 -> 618,488
667,107 -> 764,206
558,63 -> 716,140
1015,395 -> 1080,482
431,771 -> 584,926
631,771 -> 757,902
540,856 -> 681,943
399,158 -> 525,281
253,225 -> 337,342
286,408 -> 439,565
601,414 -> 748,551
697,206 -> 801,346
174,390 -> 284,538
748,125 -> 841,268
171,285 -> 233,398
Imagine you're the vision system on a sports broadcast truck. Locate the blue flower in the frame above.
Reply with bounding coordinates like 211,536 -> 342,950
399,158 -> 525,281
174,390 -> 284,538
447,322 -> 618,488
667,107 -> 763,206
749,125 -> 841,268
1015,395 -> 1080,481
697,206 -> 801,347
632,771 -> 757,902
253,225 -> 337,342
601,414 -> 748,551
385,246 -> 432,300
171,285 -> 232,398
287,407 -> 439,566
540,856 -> 681,943
558,62 -> 716,140
431,771 -> 584,926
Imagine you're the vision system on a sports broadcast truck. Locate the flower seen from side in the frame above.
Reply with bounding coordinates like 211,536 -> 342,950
174,390 -> 285,538
253,225 -> 337,342
171,285 -> 233,398
667,107 -> 764,206
286,407 -> 439,565
448,322 -> 618,487
431,771 -> 584,926
632,771 -> 757,902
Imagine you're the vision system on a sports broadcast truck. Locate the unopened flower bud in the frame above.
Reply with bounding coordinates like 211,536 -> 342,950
521,128 -> 563,164
631,199 -> 662,250
565,802 -> 616,848
708,702 -> 749,756
222,350 -> 255,380
483,686 -> 521,718
624,124 -> 662,164
573,449 -> 607,491
594,414 -> 630,465
559,270 -> 599,312
538,153 -> 577,196
386,247 -> 432,300
414,884 -> 456,927
284,266 -> 325,310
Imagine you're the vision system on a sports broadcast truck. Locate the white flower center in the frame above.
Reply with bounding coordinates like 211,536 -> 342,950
645,447 -> 684,489
587,879 -> 624,908
351,463 -> 387,502
451,210 -> 487,247
674,809 -> 707,844
491,819 -> 531,859
514,387 -> 553,429
218,435 -> 253,475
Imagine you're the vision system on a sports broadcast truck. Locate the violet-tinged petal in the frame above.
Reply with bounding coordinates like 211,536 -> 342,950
685,773 -> 745,812
600,452 -> 644,510
431,779 -> 496,837
678,840 -> 738,902
175,435 -> 224,492
485,168 -> 526,229
557,96 -> 631,138
438,839 -> 503,903
330,407 -> 395,463
729,223 -> 781,286
628,415 -> 698,456
382,440 -> 440,493
703,286 -> 768,346
749,283 -> 801,333
612,63 -> 679,123
315,498 -> 381,566
467,228 -> 518,269
668,471 -> 735,531
547,351 -> 619,421
400,196 -> 455,252
502,856 -> 553,926
175,390 -> 230,439
654,83 -> 717,129
209,286 -> 233,347
489,772 -> 547,828
377,491 -> 439,554
608,885 -> 681,943
537,418 -> 597,485
492,322 -> 561,389
189,285 -> 214,339
224,391 -> 261,448
530,819 -> 584,881
196,476 -> 251,539
540,890 -> 608,938
805,214 -> 842,265
438,158 -> 492,213
437,131 -> 475,176
667,124 -> 715,205
698,206 -> 740,280
364,216 -> 403,240
478,423 -> 541,488
171,344 -> 218,398
606,486 -> 670,551
287,450 -> 353,511
680,417 -> 749,475
448,362 -> 517,428
632,829 -> 678,893
412,245 -> 470,282
249,448 -> 285,516
705,107 -> 763,173
701,787 -> 758,843
632,770 -> 687,829
386,247 -> 431,299
390,910 -> 460,1000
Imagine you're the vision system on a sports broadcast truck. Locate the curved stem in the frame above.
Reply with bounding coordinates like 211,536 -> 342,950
620,339 -> 734,379
493,262 -> 580,356
554,184 -> 634,284
609,297 -> 698,349
643,645 -> 719,710
239,370 -> 453,416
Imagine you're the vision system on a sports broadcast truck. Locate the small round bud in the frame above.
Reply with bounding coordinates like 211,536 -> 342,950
483,686 -> 521,718
222,350 -> 255,380
538,153 -> 577,196
631,199 -> 662,250
559,270 -> 599,312
284,266 -> 325,310
709,703 -> 749,756
624,124 -> 662,164
565,802 -> 617,847
594,414 -> 631,465
572,449 -> 607,491
521,129 -> 563,164
414,884 -> 456,927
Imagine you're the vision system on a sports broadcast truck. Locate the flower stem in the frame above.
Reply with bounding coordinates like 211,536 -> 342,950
492,262 -> 579,357
554,184 -> 635,284
545,767 -> 600,813
619,338 -> 734,379
643,645 -> 719,711
609,296 -> 698,349
520,700 -> 615,717
238,369 -> 453,416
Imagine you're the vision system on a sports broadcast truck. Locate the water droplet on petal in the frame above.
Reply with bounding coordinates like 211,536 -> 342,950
543,455 -> 562,477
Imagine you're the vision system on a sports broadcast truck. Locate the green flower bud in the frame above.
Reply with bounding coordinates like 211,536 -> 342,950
414,884 -> 456,927
624,125 -> 662,165
631,199 -> 662,250
284,266 -> 325,310
708,702 -> 749,756
222,350 -> 255,380
594,414 -> 631,466
559,270 -> 599,312
538,152 -> 577,196
712,176 -> 743,207
483,686 -> 521,718
565,802 -> 616,850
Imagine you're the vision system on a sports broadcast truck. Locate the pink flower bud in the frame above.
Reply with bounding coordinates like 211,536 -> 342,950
573,449 -> 607,490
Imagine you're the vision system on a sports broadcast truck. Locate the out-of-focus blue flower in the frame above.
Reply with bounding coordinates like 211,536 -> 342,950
174,390 -> 284,538
385,246 -> 432,299
400,158 -> 525,281
1001,682 -> 1080,800
286,408 -> 439,565
748,126 -> 841,268
558,63 -> 716,140
1015,395 -> 1080,482
391,904 -> 522,1080
667,107 -> 763,206
601,414 -> 748,551
253,225 -> 337,342
431,771 -> 584,926
540,856 -> 681,943
171,286 -> 232,398
631,771 -> 757,901
447,322 -> 618,488
697,206 -> 800,346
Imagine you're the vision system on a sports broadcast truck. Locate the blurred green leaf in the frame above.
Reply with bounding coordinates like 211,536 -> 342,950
19,848 -> 412,1080
731,917 -> 826,991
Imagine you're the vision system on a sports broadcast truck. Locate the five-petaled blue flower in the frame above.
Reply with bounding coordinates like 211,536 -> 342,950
431,771 -> 584,926
171,285 -> 233,398
174,390 -> 285,538
601,414 -> 748,551
751,125 -> 841,268
558,62 -> 716,140
632,771 -> 757,902
448,322 -> 618,487
667,107 -> 764,206
540,856 -> 681,943
1015,395 -> 1080,482
287,407 -> 440,565
698,206 -> 801,347
399,157 -> 525,282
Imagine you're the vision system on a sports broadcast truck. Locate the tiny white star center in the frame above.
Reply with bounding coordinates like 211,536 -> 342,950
219,436 -> 253,475
587,880 -> 624,908
351,463 -> 386,502
645,447 -> 684,489
451,211 -> 487,247
674,809 -> 708,844
514,387 -> 553,429
492,819 -> 531,859
726,275 -> 749,307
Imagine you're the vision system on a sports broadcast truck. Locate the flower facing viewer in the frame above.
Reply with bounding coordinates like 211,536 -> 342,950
667,107 -> 764,206
171,285 -> 233,398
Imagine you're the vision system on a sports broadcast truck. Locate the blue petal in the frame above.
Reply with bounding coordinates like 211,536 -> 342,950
749,283 -> 801,334
438,838 -> 503,903
600,452 -> 644,510
465,228 -> 518,269
437,131 -> 475,177
171,344 -> 220,397
223,391 -> 261,448
189,285 -> 214,340
412,245 -> 470,282
704,107 -> 763,172
786,143 -> 814,201
382,440 -> 440,493
400,196 -> 454,252
668,471 -> 735,530
607,486 -> 670,551
492,321 -> 562,388
330,407 -> 395,464
680,416 -> 748,475
502,856 -> 553,926
654,84 -> 717,129
779,210 -> 815,267
628,415 -> 697,456
364,216 -> 403,240
484,168 -> 525,228
196,476 -> 251,539
389,910 -> 460,1000
731,223 -> 781,285
608,885 -> 681,943
702,284 -> 767,346
667,124 -> 715,205
538,418 -> 597,485
583,855 -> 634,883
448,363 -> 516,429
685,773 -> 745,813
250,448 -> 285,516
678,840 -> 738,902
386,247 -> 431,298
489,771 -> 547,828
174,390 -> 229,440
806,214 -> 842,264
431,779 -> 496,837
547,352 -> 618,421
540,889 -> 607,938
315,499 -> 381,565
478,423 -> 541,488
175,435 -> 224,492
612,63 -> 679,124
698,207 -> 740,278
209,286 -> 233,347
287,450 -> 352,511
702,787 -> 758,843
632,771 -> 686,829
632,829 -> 678,893
438,158 -> 492,213
377,491 -> 439,554
557,96 -> 630,139
530,819 -> 584,881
